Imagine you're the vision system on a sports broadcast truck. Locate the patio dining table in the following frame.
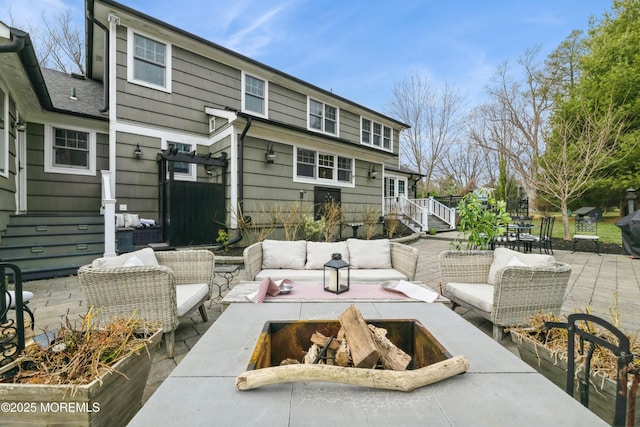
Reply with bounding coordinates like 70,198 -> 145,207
130,302 -> 607,426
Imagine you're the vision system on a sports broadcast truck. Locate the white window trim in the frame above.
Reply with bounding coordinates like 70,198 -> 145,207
293,146 -> 354,188
241,71 -> 268,118
127,27 -> 172,93
0,85 -> 8,178
307,97 -> 339,136
44,124 -> 97,176
360,117 -> 393,152
162,139 -> 197,182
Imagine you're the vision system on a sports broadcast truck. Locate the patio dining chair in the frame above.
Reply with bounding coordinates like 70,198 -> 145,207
521,216 -> 555,255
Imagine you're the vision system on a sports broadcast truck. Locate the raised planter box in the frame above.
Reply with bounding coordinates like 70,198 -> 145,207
0,329 -> 162,427
511,330 -> 639,426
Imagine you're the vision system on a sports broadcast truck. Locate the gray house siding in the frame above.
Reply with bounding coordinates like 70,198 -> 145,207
25,124 -> 107,213
241,136 -> 383,226
115,26 -> 239,133
268,83 -> 307,129
114,132 -> 160,220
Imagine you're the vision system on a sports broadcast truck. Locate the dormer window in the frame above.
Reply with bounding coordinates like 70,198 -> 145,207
308,98 -> 338,135
361,117 -> 392,151
242,72 -> 268,117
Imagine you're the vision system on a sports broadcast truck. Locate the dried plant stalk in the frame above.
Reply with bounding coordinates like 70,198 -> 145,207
4,308 -> 159,386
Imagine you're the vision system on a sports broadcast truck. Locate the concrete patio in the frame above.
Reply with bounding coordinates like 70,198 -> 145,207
20,233 -> 640,404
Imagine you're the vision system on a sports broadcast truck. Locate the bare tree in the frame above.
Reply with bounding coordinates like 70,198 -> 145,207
37,10 -> 85,75
9,9 -> 84,75
386,75 -> 465,194
480,47 -> 554,205
536,100 -> 629,239
440,139 -> 492,194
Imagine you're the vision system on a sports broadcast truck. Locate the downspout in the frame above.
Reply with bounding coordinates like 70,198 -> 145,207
85,11 -> 109,112
238,116 -> 252,211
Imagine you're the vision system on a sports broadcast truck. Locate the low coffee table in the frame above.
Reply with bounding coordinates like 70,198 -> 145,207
221,281 -> 448,310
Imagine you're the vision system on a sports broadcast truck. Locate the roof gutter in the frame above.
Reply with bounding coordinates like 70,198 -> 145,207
1,27 -> 54,111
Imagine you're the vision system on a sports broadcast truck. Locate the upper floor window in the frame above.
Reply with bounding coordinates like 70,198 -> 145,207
242,72 -> 268,117
308,98 -> 338,135
0,86 -> 7,178
361,117 -> 392,151
127,29 -> 172,92
295,147 -> 353,186
44,125 -> 96,176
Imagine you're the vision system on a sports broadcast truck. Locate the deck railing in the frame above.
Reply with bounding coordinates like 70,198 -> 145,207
385,196 -> 456,230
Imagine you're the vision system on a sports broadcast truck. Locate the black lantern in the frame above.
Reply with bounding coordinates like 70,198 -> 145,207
323,253 -> 350,294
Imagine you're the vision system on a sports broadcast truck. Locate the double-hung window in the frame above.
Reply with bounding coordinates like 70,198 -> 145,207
361,117 -> 393,152
295,148 -> 353,186
127,29 -> 172,92
44,125 -> 96,176
242,72 -> 268,117
308,98 -> 338,135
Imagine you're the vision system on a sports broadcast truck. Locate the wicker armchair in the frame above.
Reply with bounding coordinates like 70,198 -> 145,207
438,250 -> 571,341
78,250 -> 215,358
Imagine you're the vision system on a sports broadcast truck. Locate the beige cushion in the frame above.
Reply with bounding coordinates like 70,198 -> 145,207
305,241 -> 349,269
488,248 -> 555,285
176,284 -> 209,317
92,247 -> 159,268
445,282 -> 494,314
347,238 -> 391,269
262,240 -> 307,269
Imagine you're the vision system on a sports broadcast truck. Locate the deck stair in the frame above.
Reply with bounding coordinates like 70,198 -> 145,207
0,214 -> 104,280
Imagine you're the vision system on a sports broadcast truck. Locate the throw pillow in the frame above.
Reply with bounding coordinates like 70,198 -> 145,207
92,247 -> 159,268
124,213 -> 140,228
115,213 -> 125,228
488,247 -> 554,285
261,240 -> 307,269
122,255 -> 144,267
305,241 -> 349,269
347,238 -> 392,269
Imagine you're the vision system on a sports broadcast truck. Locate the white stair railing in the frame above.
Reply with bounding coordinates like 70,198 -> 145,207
101,170 -> 117,257
396,196 -> 456,230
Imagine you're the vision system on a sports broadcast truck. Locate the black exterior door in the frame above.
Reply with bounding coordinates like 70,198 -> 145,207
165,181 -> 226,246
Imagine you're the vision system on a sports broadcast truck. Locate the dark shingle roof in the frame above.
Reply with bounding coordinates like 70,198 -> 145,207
41,68 -> 106,118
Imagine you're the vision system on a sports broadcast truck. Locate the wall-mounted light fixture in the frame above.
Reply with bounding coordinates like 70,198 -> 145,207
265,142 -> 276,164
13,120 -> 26,132
368,165 -> 377,179
133,143 -> 143,158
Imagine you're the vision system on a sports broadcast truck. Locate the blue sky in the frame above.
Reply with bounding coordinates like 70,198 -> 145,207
3,0 -> 612,111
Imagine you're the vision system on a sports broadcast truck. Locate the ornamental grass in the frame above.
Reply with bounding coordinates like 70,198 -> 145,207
2,308 -> 159,385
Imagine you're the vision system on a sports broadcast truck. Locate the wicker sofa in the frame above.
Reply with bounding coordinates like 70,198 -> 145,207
438,248 -> 571,341
78,248 -> 215,358
243,239 -> 419,283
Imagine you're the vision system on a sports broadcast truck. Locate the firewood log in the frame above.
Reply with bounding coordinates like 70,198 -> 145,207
368,324 -> 411,371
